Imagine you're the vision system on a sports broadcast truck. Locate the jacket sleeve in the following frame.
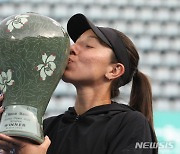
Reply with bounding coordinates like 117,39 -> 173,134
107,111 -> 156,154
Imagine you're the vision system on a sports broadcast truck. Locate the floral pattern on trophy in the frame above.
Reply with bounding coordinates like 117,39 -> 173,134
6,15 -> 29,32
36,53 -> 56,81
0,69 -> 15,93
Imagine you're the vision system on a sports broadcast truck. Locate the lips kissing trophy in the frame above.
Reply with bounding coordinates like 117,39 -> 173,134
0,12 -> 70,143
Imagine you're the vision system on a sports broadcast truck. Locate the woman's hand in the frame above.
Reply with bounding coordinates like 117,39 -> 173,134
19,136 -> 51,154
0,134 -> 51,154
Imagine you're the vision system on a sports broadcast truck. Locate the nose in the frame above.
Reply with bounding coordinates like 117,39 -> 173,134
70,43 -> 79,55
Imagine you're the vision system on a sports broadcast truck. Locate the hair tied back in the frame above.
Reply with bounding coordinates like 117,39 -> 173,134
133,68 -> 139,78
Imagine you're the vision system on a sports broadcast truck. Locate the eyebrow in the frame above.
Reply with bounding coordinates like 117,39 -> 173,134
87,35 -> 109,47
87,35 -> 99,40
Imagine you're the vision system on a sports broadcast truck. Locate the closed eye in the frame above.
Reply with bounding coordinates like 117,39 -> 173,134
86,45 -> 94,48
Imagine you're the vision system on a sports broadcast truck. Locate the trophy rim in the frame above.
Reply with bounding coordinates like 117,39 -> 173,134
0,131 -> 44,144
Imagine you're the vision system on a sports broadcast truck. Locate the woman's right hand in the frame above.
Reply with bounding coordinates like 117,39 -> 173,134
19,136 -> 51,154
0,134 -> 51,154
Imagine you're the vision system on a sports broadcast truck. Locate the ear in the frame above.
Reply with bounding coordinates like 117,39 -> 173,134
105,63 -> 125,80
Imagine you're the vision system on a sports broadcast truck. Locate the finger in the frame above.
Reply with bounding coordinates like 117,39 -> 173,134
0,106 -> 4,113
0,134 -> 23,147
0,140 -> 14,151
0,90 -> 4,106
0,134 -> 25,153
40,136 -> 51,151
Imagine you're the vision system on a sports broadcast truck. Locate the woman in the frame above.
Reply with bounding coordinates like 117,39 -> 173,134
0,13 -> 158,154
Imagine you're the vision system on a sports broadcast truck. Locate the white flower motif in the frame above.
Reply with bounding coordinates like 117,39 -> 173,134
36,53 -> 56,81
6,14 -> 29,32
0,69 -> 15,93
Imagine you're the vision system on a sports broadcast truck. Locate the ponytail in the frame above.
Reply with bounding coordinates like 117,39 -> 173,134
129,70 -> 158,145
129,70 -> 154,129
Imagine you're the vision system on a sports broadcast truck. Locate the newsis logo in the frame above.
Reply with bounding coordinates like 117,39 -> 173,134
135,141 -> 175,149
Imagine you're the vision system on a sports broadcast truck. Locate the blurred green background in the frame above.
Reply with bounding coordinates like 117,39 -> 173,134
154,111 -> 180,154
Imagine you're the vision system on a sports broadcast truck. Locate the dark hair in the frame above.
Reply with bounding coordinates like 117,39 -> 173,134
110,30 -> 155,132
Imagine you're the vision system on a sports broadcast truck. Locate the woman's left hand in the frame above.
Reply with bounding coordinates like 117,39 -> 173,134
0,134 -> 51,154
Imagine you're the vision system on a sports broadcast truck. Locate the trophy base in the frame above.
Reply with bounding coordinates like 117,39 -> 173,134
0,105 -> 44,144
0,131 -> 43,144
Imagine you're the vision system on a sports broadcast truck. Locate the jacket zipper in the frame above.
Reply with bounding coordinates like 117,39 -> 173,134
75,115 -> 80,121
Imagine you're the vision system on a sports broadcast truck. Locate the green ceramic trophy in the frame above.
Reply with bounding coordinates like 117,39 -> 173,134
0,12 -> 70,143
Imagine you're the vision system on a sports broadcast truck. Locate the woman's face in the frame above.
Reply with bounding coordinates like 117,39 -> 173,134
62,29 -> 114,86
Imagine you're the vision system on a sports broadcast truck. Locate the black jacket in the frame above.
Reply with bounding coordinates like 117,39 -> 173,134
43,102 -> 158,154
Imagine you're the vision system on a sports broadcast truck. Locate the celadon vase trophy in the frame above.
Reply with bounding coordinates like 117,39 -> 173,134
0,12 -> 70,143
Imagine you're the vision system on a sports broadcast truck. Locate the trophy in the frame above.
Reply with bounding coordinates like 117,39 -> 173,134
0,12 -> 70,143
